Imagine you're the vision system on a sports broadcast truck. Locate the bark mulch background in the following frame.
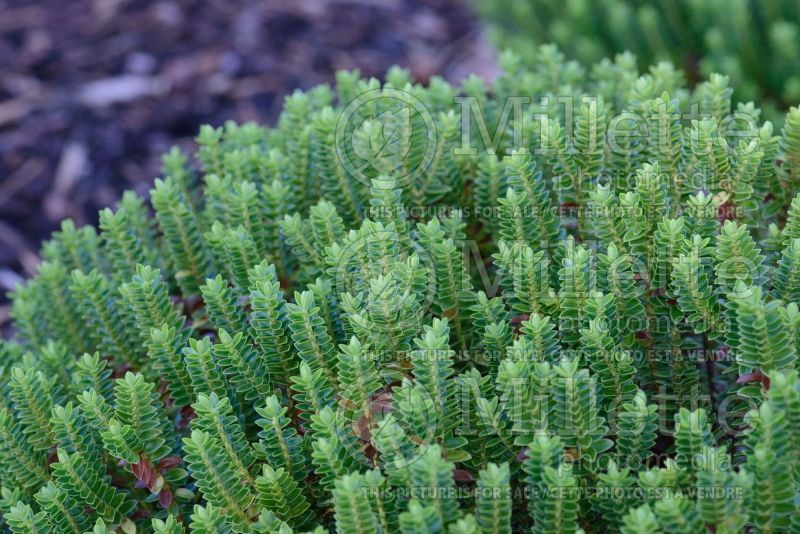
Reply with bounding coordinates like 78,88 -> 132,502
0,0 -> 498,321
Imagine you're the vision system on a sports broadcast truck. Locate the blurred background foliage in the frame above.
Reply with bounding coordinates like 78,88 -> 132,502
473,0 -> 800,119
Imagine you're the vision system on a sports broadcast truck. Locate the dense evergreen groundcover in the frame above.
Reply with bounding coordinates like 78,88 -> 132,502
472,0 -> 800,122
3,46 -> 800,532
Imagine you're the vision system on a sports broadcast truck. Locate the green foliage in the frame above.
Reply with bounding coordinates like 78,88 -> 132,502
4,48 -> 800,533
332,473 -> 379,534
475,462 -> 511,534
473,2 -> 800,118
100,372 -> 172,464
254,464 -> 310,526
51,449 -> 136,525
255,396 -> 307,485
191,392 -> 256,486
285,291 -> 338,384
183,430 -> 256,530
71,269 -> 138,365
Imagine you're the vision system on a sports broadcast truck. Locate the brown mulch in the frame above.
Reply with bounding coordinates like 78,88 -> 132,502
0,0 -> 497,314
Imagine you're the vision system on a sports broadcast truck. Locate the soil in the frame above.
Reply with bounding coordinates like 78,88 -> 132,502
0,0 -> 497,320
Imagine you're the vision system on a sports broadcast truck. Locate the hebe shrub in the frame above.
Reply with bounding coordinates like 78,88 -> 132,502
3,47 -> 800,532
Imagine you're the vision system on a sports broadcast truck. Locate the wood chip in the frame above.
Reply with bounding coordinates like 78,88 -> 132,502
44,142 -> 88,221
76,75 -> 169,107
0,99 -> 32,128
